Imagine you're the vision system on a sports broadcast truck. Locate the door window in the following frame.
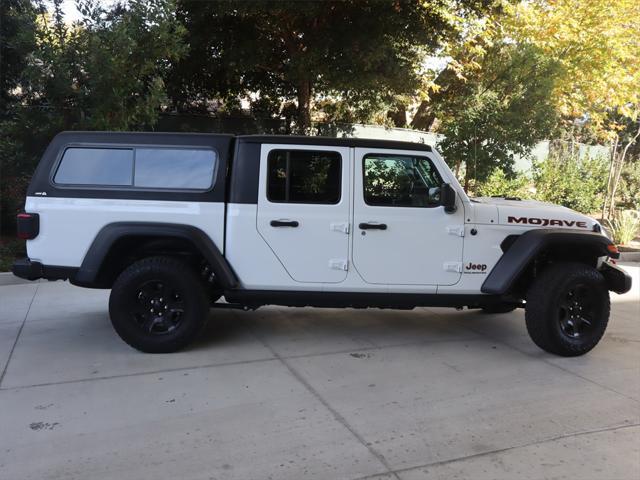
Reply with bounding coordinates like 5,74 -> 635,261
363,154 -> 443,207
267,150 -> 341,204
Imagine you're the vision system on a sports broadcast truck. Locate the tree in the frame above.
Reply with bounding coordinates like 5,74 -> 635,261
503,0 -> 640,214
0,0 -> 39,114
414,0 -> 640,136
503,0 -> 640,137
168,0 -> 493,132
18,0 -> 187,131
0,0 -> 40,235
434,43 -> 560,189
602,116 -> 640,219
0,0 -> 186,233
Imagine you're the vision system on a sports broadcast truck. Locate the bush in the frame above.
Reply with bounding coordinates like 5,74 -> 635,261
533,155 -> 608,214
618,161 -> 640,211
0,237 -> 25,272
604,210 -> 640,245
475,169 -> 533,199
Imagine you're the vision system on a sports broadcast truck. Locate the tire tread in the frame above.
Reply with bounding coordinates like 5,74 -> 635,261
525,262 -> 610,356
109,256 -> 209,353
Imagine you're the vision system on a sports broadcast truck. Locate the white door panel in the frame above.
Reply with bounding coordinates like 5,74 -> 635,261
256,145 -> 351,283
352,148 -> 464,286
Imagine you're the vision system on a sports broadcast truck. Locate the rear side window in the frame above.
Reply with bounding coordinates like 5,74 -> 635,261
54,146 -> 217,190
134,148 -> 216,189
54,148 -> 133,186
267,150 -> 341,204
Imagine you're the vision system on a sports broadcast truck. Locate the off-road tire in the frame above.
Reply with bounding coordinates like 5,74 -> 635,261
481,304 -> 517,314
109,256 -> 209,353
525,262 -> 610,357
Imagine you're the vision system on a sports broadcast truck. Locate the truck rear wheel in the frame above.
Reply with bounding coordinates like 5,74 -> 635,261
525,262 -> 610,356
109,256 -> 209,353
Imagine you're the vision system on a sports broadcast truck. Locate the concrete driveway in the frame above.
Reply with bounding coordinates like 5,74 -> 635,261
0,265 -> 638,480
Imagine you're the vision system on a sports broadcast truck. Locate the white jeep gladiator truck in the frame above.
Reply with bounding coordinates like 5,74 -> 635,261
13,132 -> 632,355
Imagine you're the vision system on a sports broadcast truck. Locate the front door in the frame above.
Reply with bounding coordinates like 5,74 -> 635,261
352,148 -> 464,286
256,144 -> 351,283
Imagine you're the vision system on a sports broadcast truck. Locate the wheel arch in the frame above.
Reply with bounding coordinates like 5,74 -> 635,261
481,228 -> 618,296
73,222 -> 238,289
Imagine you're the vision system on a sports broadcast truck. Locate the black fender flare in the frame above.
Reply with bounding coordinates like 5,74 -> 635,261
481,228 -> 616,295
74,222 -> 238,289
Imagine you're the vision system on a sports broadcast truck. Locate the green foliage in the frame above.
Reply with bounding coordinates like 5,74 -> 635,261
21,0 -> 187,131
618,161 -> 640,210
0,0 -> 628,237
475,169 -> 533,199
436,44 -> 559,186
168,1 -> 492,131
604,210 -> 640,245
533,155 -> 608,214
0,237 -> 25,272
1,0 -> 186,234
0,0 -> 39,112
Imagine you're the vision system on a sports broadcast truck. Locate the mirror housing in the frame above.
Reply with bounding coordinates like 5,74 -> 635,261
427,186 -> 441,205
441,183 -> 457,213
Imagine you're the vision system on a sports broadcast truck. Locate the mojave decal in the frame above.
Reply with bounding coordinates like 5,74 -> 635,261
507,216 -> 588,228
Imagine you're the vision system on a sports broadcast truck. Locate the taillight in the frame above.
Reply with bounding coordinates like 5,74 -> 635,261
17,213 -> 39,240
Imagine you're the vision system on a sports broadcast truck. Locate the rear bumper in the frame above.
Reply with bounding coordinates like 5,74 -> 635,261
12,258 -> 77,282
600,262 -> 633,294
12,258 -> 42,281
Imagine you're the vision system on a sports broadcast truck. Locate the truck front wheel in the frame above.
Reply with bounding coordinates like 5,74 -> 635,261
109,256 -> 209,353
525,262 -> 610,357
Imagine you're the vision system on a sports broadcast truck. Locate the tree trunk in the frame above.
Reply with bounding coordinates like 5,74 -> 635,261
410,68 -> 452,131
608,121 -> 640,218
463,164 -> 471,193
410,100 -> 438,131
602,136 -> 618,220
296,80 -> 312,134
387,103 -> 407,128
454,159 -> 462,180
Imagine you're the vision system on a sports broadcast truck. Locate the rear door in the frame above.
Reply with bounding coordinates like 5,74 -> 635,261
256,144 -> 350,283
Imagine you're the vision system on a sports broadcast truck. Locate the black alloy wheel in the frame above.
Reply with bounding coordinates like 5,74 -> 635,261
525,262 -> 610,357
557,284 -> 597,340
109,256 -> 209,353
133,280 -> 185,335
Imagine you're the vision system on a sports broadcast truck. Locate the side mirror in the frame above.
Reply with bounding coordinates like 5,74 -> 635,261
441,183 -> 457,213
427,186 -> 441,204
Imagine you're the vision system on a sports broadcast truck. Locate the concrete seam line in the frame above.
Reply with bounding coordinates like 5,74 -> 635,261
0,356 -> 278,391
276,354 -> 401,480
0,283 -> 40,388
0,332 -> 479,391
374,422 -> 640,479
250,328 -> 400,480
283,336 -> 481,360
426,308 -> 640,406
476,324 -> 640,405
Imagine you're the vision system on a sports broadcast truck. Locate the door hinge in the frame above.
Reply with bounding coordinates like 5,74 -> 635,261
444,262 -> 463,273
329,259 -> 349,271
330,222 -> 350,234
446,225 -> 465,237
